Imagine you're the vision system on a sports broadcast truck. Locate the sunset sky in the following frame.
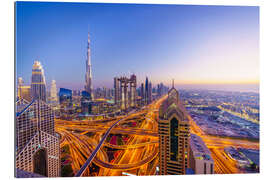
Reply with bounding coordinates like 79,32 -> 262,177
16,2 -> 259,92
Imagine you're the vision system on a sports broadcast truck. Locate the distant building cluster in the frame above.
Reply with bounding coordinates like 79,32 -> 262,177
16,30 -> 221,178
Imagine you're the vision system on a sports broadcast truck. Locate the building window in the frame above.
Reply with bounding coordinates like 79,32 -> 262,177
33,148 -> 48,177
204,162 -> 207,174
210,163 -> 213,174
170,117 -> 178,161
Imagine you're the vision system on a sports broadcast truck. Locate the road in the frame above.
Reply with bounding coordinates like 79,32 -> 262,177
56,94 -> 259,176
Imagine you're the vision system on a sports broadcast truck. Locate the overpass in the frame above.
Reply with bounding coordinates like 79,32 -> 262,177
75,110 -> 137,177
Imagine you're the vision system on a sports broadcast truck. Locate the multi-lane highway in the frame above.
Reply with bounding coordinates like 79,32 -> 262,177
56,94 -> 259,176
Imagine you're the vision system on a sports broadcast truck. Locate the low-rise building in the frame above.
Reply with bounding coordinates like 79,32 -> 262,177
189,133 -> 214,174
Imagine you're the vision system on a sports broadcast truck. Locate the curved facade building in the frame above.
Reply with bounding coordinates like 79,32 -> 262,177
31,61 -> 46,102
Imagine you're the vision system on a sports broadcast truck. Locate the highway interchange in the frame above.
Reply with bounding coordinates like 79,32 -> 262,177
56,95 -> 259,176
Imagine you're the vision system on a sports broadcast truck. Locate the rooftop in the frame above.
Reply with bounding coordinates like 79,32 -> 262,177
190,133 -> 213,162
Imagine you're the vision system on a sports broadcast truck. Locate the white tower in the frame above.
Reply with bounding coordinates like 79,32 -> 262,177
50,80 -> 57,101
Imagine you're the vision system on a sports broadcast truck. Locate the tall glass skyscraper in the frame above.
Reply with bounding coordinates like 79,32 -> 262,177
16,99 -> 60,177
31,61 -> 46,102
59,88 -> 72,107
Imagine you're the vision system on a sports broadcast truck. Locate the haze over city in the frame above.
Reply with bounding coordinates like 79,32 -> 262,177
16,2 -> 259,92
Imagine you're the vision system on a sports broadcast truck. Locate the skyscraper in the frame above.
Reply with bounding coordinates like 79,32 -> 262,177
145,77 -> 149,104
140,83 -> 144,99
148,81 -> 152,103
16,99 -> 60,177
17,77 -> 31,102
129,74 -> 137,107
50,80 -> 57,102
114,77 -> 120,108
85,32 -> 94,100
31,61 -> 46,102
114,74 -> 137,110
17,77 -> 23,99
158,81 -> 190,175
59,88 -> 72,107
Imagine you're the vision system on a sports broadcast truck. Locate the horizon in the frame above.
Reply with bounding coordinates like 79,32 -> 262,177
16,2 -> 259,93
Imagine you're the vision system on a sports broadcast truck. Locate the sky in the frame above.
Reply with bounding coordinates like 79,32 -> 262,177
16,2 -> 259,92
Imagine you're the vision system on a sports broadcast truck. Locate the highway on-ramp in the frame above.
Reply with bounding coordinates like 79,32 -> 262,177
75,110 -> 136,177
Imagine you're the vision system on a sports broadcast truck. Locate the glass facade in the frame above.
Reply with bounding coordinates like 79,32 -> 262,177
59,88 -> 72,106
170,118 -> 179,161
16,100 -> 60,177
31,61 -> 46,102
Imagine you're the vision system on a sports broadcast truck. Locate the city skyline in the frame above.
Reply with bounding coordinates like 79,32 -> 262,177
16,2 -> 259,92
15,2 -> 260,177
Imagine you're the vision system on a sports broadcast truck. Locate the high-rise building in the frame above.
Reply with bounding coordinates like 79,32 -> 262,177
157,83 -> 169,97
59,88 -> 72,107
50,80 -> 57,102
158,81 -> 190,175
148,81 -> 152,103
145,77 -> 149,104
114,74 -> 137,110
114,77 -> 120,107
120,76 -> 129,110
189,134 -> 214,174
31,61 -> 46,102
19,86 -> 31,102
144,77 -> 153,104
17,77 -> 23,99
85,32 -> 94,100
81,90 -> 92,114
140,83 -> 144,99
129,74 -> 137,107
17,77 -> 32,102
16,99 -> 60,177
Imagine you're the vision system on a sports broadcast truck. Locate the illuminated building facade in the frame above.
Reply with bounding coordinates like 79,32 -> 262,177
17,77 -> 23,99
143,77 -> 152,105
59,88 -> 72,107
85,32 -> 94,100
31,61 -> 46,102
114,74 -> 137,110
145,77 -> 149,104
50,80 -> 57,102
148,81 -> 152,103
16,99 -> 60,177
158,82 -> 190,175
189,134 -> 214,174
17,77 -> 32,102
81,90 -> 92,114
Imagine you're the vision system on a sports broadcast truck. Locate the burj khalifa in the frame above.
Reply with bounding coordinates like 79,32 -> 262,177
85,32 -> 94,100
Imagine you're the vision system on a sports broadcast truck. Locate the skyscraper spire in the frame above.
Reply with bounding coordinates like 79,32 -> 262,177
85,31 -> 93,100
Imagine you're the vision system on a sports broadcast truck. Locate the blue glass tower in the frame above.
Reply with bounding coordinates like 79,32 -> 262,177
59,88 -> 72,106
